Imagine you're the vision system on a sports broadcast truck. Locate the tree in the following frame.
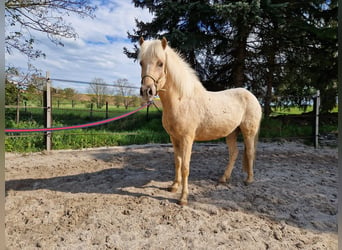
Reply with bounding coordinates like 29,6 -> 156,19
6,65 -> 45,122
246,0 -> 289,116
280,0 -> 338,113
88,78 -> 109,109
127,0 -> 337,115
5,0 -> 96,59
114,78 -> 137,109
125,0 -> 263,90
5,79 -> 19,106
63,88 -> 77,100
124,1 -> 216,83
213,1 -> 262,88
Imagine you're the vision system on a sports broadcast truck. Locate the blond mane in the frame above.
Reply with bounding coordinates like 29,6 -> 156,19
139,40 -> 205,98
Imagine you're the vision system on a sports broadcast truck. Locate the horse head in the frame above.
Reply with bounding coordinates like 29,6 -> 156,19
139,37 -> 168,101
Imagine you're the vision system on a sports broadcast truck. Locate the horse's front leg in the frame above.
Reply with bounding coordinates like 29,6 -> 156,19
178,137 -> 194,206
169,136 -> 182,193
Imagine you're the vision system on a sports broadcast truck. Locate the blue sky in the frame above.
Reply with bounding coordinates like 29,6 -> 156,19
5,0 -> 153,94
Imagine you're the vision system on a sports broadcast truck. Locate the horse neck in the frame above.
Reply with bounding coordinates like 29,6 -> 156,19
158,77 -> 179,109
158,76 -> 206,115
160,48 -> 205,104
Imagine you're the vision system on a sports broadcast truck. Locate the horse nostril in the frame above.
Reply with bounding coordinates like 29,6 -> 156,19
148,88 -> 153,96
140,88 -> 144,96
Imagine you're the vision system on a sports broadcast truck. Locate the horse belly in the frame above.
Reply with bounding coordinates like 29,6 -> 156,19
161,97 -> 243,141
194,116 -> 240,141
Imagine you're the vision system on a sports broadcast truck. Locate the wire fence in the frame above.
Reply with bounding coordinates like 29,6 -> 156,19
5,73 -> 158,151
5,73 -> 336,151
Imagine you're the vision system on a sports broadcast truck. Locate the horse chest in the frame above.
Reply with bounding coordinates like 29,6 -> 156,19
161,111 -> 198,137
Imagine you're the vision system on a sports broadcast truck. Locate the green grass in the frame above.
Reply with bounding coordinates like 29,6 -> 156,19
270,106 -> 314,116
50,129 -> 170,150
259,118 -> 313,139
5,105 -> 338,152
5,106 -> 170,152
270,105 -> 338,116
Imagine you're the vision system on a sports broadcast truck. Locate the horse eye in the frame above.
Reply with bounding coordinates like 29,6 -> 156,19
157,61 -> 163,67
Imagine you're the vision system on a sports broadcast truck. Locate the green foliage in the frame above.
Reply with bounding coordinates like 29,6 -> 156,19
5,105 -> 337,152
5,107 -> 170,152
5,120 -> 45,152
5,79 -> 18,105
127,0 -> 337,115
50,128 -> 170,150
260,118 -> 312,140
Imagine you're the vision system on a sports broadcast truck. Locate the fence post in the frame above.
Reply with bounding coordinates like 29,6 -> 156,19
44,72 -> 52,151
16,86 -> 20,124
146,104 -> 150,121
90,103 -> 93,118
106,101 -> 109,119
313,90 -> 320,148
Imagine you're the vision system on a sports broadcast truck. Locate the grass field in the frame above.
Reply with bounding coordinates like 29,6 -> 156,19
5,103 -> 338,152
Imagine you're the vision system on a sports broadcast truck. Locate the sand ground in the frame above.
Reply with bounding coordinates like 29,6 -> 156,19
5,142 -> 338,249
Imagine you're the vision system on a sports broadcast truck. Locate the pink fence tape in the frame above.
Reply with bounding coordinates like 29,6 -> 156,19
5,102 -> 150,133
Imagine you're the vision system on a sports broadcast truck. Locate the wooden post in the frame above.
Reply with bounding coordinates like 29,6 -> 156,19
105,101 -> 109,119
146,104 -> 150,121
90,103 -> 93,118
313,90 -> 320,148
44,72 -> 52,151
16,86 -> 20,124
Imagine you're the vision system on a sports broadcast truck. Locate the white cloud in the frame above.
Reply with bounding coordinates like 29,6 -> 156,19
5,0 -> 153,93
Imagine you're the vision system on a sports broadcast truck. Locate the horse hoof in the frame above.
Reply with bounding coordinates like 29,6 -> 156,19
219,176 -> 230,184
218,177 -> 226,183
244,179 -> 254,186
168,186 -> 178,193
178,199 -> 188,206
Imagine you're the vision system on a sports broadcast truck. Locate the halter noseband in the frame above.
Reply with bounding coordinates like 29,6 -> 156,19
141,74 -> 166,93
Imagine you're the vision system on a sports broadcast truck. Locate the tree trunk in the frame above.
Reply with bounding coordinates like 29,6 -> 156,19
230,23 -> 250,88
264,78 -> 273,117
16,90 -> 20,124
264,45 -> 276,118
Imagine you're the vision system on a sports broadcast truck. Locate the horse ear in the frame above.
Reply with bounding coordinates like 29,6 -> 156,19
139,37 -> 144,46
161,37 -> 168,50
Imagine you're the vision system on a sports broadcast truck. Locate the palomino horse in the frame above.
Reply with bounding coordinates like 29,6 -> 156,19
139,37 -> 262,205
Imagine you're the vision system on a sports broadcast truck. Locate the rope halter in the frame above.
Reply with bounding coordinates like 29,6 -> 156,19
141,74 -> 166,94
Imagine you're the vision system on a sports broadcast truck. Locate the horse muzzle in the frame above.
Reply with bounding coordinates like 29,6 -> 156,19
140,85 -> 156,101
140,75 -> 158,101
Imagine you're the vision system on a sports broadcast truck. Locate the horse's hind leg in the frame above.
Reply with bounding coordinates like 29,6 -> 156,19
242,134 -> 257,185
219,129 -> 239,183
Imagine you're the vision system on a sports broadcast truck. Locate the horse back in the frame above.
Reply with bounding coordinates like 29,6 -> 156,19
193,88 -> 261,140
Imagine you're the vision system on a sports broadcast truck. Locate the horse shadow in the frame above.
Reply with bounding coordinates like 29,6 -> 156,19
5,145 -> 179,202
5,144 -> 338,234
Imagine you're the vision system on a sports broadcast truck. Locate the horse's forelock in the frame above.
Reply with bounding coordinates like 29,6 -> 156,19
139,40 -> 166,62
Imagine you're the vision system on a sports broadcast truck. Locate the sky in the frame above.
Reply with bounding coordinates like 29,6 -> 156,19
5,0 -> 153,94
